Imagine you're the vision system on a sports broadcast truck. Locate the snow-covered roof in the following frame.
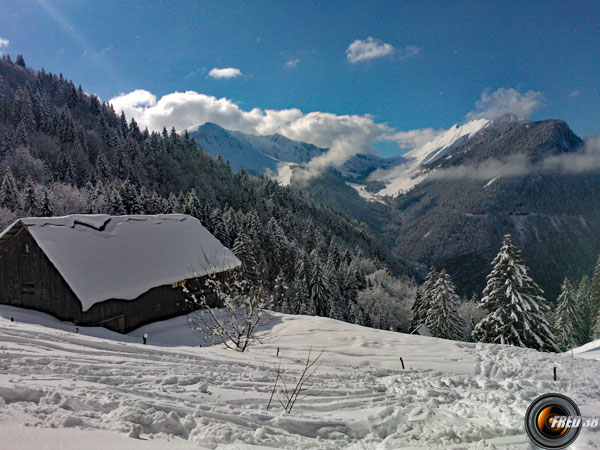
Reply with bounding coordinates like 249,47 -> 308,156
411,323 -> 433,337
0,214 -> 241,312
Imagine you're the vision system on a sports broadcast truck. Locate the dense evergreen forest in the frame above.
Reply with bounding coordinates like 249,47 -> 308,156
0,55 -> 422,331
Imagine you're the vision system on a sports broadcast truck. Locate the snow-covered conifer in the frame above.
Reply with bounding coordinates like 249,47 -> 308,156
593,310 -> 600,340
232,230 -> 258,279
554,277 -> 578,351
425,269 -> 465,340
184,188 -> 202,219
107,187 -> 126,215
309,249 -> 330,317
39,187 -> 53,217
472,234 -> 558,352
411,266 -> 438,331
576,275 -> 593,345
22,177 -> 38,215
589,256 -> 600,333
0,169 -> 19,211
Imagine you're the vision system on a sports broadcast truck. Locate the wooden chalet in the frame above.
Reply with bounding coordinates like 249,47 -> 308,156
0,214 -> 240,332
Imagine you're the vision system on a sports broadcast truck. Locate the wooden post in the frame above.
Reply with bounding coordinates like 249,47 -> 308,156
553,367 -> 557,381
400,357 -> 405,370
276,347 -> 280,357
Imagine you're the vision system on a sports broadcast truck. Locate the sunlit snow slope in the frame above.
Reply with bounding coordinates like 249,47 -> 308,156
372,119 -> 490,196
572,339 -> 600,361
0,305 -> 598,449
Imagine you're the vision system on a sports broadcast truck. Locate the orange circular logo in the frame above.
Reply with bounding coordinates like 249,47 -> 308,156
524,393 -> 581,449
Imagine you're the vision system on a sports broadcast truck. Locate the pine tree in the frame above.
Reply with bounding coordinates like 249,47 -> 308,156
309,249 -> 330,317
119,180 -> 143,214
56,150 -> 75,184
22,177 -> 38,215
293,253 -> 312,315
593,310 -> 600,341
272,270 -> 288,311
411,266 -> 438,332
554,277 -> 578,351
232,230 -> 258,280
184,189 -> 202,219
222,207 -> 237,247
589,256 -> 600,334
210,209 -> 228,246
326,273 -> 344,320
576,275 -> 594,345
39,187 -> 53,217
95,152 -> 112,180
107,188 -> 126,215
0,169 -> 19,211
472,234 -> 558,352
425,269 -> 465,340
410,289 -> 425,332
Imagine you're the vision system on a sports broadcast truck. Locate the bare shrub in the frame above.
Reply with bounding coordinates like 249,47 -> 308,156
184,270 -> 273,352
268,348 -> 324,413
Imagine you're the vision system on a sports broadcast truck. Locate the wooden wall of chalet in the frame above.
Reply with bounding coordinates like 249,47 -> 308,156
0,224 -> 218,333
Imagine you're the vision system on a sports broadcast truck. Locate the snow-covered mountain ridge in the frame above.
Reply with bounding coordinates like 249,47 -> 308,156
370,118 -> 491,197
189,119 -> 494,199
188,122 -> 327,174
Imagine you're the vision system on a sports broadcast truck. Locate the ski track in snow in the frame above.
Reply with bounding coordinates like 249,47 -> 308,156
0,306 -> 599,449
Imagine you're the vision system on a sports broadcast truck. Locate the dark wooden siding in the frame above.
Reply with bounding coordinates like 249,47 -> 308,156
0,224 -> 218,333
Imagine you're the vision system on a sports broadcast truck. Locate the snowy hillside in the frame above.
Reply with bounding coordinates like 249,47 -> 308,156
187,122 -> 280,173
370,119 -> 490,196
572,339 -> 600,361
229,130 -> 326,164
1,305 -> 599,449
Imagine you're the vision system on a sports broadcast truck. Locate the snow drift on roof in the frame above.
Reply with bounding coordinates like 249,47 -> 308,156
2,214 -> 240,311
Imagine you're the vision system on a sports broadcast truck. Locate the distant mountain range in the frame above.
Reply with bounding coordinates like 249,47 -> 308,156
188,122 -> 326,174
188,115 -> 600,300
188,122 -> 404,182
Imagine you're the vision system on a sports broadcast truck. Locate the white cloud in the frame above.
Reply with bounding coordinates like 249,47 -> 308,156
346,37 -> 395,63
428,135 -> 600,181
0,37 -> 9,48
284,59 -> 301,68
208,67 -> 242,79
467,87 -> 545,120
109,89 -> 402,180
384,128 -> 442,150
397,45 -> 421,60
569,90 -> 581,98
107,89 -> 464,183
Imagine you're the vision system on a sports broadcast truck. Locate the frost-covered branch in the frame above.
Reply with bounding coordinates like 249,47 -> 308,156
184,270 -> 273,352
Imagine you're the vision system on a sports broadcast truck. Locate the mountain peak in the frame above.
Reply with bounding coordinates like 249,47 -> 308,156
432,116 -> 583,167
195,122 -> 227,132
267,132 -> 294,144
493,113 -> 521,123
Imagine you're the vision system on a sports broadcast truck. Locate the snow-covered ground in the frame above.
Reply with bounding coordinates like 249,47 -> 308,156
572,339 -> 600,361
0,305 -> 599,449
347,183 -> 387,204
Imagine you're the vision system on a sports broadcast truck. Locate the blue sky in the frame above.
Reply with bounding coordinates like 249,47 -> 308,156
1,0 -> 599,157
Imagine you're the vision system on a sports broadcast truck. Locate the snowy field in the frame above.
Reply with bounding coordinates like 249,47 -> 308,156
0,305 -> 599,449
